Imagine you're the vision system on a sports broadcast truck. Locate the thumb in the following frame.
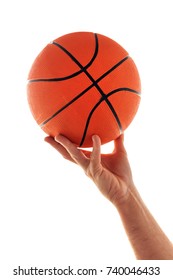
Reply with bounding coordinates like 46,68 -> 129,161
114,134 -> 127,154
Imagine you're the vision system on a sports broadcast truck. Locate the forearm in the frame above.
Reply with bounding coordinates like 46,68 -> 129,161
115,186 -> 173,260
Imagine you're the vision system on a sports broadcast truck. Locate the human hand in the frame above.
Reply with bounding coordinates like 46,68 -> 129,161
45,134 -> 135,206
45,134 -> 173,260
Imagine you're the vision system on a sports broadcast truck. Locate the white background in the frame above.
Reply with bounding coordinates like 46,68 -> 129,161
1,0 -> 173,278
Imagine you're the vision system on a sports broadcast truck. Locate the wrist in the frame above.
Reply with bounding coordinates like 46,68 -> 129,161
113,184 -> 144,212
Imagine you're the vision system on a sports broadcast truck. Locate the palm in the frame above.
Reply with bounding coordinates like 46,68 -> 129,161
45,134 -> 134,205
86,145 -> 133,204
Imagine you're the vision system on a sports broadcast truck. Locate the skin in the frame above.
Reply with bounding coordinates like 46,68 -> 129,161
45,134 -> 173,260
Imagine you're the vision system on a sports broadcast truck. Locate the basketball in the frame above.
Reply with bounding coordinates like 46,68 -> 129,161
27,32 -> 141,147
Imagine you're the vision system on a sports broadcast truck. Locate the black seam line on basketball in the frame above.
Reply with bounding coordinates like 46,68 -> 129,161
42,34 -> 128,132
28,34 -> 99,83
107,87 -> 141,97
39,83 -> 94,127
39,57 -> 131,127
28,70 -> 85,83
79,97 -> 122,147
96,56 -> 129,83
79,98 -> 103,146
79,87 -> 141,147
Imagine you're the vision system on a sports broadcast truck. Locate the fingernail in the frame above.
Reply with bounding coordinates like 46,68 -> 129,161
55,135 -> 62,143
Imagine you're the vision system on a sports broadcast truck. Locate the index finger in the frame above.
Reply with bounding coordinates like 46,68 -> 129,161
55,135 -> 89,170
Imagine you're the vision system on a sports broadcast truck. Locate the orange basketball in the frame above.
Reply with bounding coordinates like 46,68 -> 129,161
27,32 -> 141,147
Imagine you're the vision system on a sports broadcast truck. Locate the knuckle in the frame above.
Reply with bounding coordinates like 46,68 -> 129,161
85,164 -> 102,180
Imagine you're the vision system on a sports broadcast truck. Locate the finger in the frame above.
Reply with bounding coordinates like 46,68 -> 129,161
90,135 -> 102,175
55,135 -> 89,170
113,134 -> 127,154
44,136 -> 75,163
